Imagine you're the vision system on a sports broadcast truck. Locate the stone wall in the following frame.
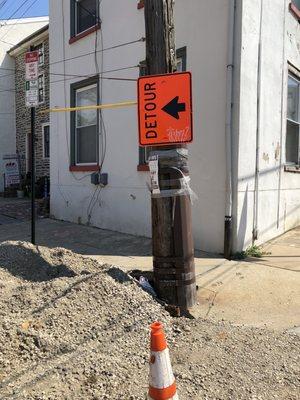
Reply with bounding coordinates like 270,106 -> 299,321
15,37 -> 50,180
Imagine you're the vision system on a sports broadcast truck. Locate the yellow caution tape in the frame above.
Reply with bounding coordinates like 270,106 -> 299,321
40,100 -> 137,113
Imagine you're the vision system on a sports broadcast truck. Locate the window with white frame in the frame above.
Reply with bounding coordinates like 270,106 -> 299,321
43,124 -> 50,159
286,74 -> 300,165
38,74 -> 45,104
35,43 -> 44,66
71,80 -> 98,165
71,0 -> 99,36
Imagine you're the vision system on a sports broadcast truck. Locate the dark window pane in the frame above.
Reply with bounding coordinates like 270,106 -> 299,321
287,76 -> 299,122
76,125 -> 97,164
293,0 -> 300,10
44,125 -> 50,158
77,0 -> 97,34
286,120 -> 299,164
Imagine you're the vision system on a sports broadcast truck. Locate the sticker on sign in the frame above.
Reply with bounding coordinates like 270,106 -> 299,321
138,72 -> 193,146
25,51 -> 39,81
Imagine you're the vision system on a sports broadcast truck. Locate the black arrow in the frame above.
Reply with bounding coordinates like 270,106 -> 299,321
162,96 -> 186,120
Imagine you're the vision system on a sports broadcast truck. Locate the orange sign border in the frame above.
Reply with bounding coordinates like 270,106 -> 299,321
137,72 -> 193,147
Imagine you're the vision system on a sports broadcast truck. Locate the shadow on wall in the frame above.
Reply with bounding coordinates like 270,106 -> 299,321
237,184 -> 248,250
237,200 -> 300,251
0,242 -> 76,282
237,164 -> 300,251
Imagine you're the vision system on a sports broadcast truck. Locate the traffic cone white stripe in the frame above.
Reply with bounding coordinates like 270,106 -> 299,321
149,349 -> 175,389
148,322 -> 179,400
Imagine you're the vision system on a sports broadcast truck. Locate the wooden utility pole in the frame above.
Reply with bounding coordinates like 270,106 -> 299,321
144,0 -> 196,310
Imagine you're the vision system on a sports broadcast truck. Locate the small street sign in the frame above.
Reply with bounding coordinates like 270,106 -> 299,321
26,89 -> 39,107
25,51 -> 39,81
138,72 -> 193,146
25,80 -> 38,90
25,51 -> 39,108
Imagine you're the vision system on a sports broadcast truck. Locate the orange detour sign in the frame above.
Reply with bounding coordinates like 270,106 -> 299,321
138,72 -> 193,146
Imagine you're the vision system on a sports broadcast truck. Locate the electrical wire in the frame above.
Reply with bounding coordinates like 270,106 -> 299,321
0,0 -> 32,38
0,0 -> 40,41
87,0 -> 105,221
0,38 -> 144,74
0,0 -> 8,10
0,65 -> 140,94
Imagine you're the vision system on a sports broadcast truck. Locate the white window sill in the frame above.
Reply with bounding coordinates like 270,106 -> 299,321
284,164 -> 300,173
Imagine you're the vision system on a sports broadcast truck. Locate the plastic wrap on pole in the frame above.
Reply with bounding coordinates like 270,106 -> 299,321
148,148 -> 197,202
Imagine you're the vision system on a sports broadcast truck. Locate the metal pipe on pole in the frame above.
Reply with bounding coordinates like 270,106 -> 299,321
224,0 -> 236,259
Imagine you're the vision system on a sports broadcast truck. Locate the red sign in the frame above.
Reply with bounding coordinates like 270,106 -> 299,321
25,51 -> 39,63
138,72 -> 193,146
25,51 -> 39,81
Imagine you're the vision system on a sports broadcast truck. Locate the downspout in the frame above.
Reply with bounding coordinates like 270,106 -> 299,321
277,0 -> 287,229
224,0 -> 236,259
253,0 -> 264,242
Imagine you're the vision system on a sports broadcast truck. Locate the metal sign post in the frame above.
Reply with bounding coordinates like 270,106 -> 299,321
25,48 -> 39,245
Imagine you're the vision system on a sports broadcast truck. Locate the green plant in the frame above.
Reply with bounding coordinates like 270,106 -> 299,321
232,245 -> 267,260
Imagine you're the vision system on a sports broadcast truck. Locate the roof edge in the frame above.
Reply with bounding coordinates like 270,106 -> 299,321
8,24 -> 49,56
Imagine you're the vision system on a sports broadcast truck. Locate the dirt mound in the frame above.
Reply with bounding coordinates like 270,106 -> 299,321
0,242 -> 299,399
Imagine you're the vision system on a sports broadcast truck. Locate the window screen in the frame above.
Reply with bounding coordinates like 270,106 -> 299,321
75,0 -> 98,35
75,84 -> 98,164
43,125 -> 50,158
286,74 -> 300,164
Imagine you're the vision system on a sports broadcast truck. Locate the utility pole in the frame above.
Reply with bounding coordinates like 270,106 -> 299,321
144,0 -> 196,311
27,45 -> 37,245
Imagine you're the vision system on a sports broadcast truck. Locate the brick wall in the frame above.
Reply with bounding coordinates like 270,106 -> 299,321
15,37 -> 50,179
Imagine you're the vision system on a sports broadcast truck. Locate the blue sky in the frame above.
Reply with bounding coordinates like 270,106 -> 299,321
0,0 -> 49,20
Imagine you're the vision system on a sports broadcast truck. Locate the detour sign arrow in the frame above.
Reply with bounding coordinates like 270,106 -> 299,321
138,72 -> 193,146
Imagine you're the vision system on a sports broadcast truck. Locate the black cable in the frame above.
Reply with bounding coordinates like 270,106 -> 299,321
49,38 -> 144,68
49,65 -> 139,86
47,71 -> 137,82
0,0 -> 32,40
0,65 -> 139,94
0,37 -> 145,73
0,0 -> 41,42
0,0 -> 31,23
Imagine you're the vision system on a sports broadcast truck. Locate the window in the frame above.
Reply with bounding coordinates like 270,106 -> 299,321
71,0 -> 99,37
35,43 -> 44,66
138,47 -> 187,166
38,74 -> 45,104
286,74 -> 300,164
71,78 -> 99,166
43,124 -> 50,159
292,0 -> 300,10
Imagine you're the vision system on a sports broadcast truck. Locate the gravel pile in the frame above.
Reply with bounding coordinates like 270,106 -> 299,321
0,241 -> 299,400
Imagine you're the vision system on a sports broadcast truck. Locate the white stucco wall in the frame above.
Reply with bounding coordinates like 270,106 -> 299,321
49,0 -> 231,253
0,17 -> 48,192
235,0 -> 300,251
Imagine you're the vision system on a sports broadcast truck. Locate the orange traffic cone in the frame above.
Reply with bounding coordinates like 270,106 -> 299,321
148,322 -> 179,400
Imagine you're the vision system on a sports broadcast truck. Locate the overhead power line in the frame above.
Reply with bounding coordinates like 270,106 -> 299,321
0,0 -> 31,31
0,0 -> 40,42
0,37 -> 145,74
0,65 -> 140,94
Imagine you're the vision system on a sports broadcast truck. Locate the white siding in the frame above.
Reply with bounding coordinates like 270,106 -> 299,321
49,0 -> 231,253
236,0 -> 300,251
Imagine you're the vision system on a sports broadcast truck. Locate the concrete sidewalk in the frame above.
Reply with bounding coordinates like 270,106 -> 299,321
0,199 -> 299,332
